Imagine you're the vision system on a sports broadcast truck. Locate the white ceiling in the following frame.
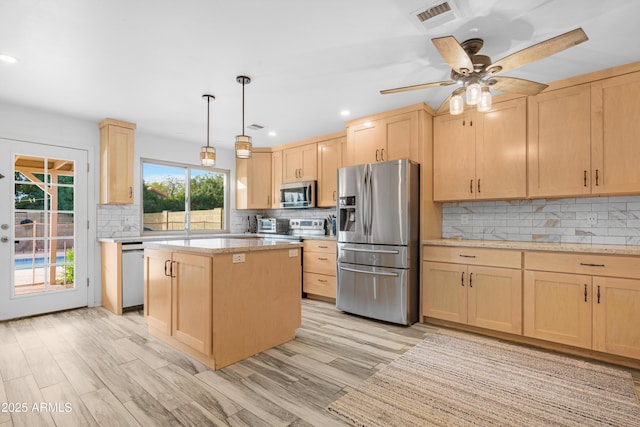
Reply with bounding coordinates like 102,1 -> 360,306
1,0 -> 639,150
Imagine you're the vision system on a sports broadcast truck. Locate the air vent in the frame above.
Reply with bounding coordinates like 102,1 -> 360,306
411,0 -> 462,31
247,123 -> 264,130
416,2 -> 451,22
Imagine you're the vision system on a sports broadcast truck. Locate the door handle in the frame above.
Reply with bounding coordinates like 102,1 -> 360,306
341,247 -> 399,254
332,190 -> 336,201
0,236 -> 8,243
469,272 -> 473,288
170,261 -> 177,278
470,179 -> 473,194
339,266 -> 398,277
583,170 -> 587,187
164,260 -> 171,277
584,284 -> 587,302
375,149 -> 380,162
477,179 -> 481,194
129,186 -> 133,198
381,148 -> 385,161
461,272 -> 464,287
595,169 -> 599,186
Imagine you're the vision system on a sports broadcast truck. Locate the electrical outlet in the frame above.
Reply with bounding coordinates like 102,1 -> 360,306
461,214 -> 469,225
289,249 -> 299,257
232,253 -> 245,263
586,213 -> 598,225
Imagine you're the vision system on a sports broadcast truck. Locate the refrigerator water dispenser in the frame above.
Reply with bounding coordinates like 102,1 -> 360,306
338,196 -> 356,232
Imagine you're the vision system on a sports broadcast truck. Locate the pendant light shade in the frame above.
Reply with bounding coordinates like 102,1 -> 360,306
477,87 -> 492,112
200,94 -> 216,167
449,89 -> 465,115
235,75 -> 252,159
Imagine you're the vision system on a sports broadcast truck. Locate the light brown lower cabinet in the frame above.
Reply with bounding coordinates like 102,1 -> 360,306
303,240 -> 337,299
422,246 -> 522,334
144,246 -> 301,369
524,251 -> 640,360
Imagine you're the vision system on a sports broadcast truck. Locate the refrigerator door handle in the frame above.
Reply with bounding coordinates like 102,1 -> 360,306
341,247 -> 399,255
339,265 -> 399,277
363,167 -> 369,235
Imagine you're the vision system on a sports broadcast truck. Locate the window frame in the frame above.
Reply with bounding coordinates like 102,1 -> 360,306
140,158 -> 230,235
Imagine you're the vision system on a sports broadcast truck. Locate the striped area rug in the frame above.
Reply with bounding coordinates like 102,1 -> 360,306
328,330 -> 640,426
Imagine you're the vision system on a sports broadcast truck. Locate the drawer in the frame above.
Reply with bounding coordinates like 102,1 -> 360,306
423,246 -> 522,269
303,240 -> 337,254
303,272 -> 336,298
303,251 -> 336,276
524,251 -> 640,279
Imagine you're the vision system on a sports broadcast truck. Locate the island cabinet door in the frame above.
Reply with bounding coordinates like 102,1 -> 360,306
171,252 -> 212,356
144,248 -> 173,335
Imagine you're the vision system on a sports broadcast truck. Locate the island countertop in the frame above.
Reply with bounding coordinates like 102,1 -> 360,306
143,238 -> 303,255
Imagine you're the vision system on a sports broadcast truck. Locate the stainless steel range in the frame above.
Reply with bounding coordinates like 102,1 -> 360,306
289,218 -> 325,237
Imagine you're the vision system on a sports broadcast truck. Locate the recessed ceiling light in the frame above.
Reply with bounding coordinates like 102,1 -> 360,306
268,131 -> 277,137
340,110 -> 351,117
0,54 -> 17,64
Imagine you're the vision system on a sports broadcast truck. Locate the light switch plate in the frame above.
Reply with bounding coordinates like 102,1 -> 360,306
232,253 -> 246,263
461,214 -> 469,225
289,249 -> 298,257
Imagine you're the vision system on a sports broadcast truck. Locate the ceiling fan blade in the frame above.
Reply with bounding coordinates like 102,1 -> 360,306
380,80 -> 455,95
437,93 -> 453,114
431,36 -> 474,75
489,76 -> 548,96
487,28 -> 588,75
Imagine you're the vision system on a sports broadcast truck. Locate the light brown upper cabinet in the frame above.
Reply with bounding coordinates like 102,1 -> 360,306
591,71 -> 640,195
433,97 -> 527,201
271,150 -> 282,208
528,84 -> 592,198
317,135 -> 345,207
283,143 -> 317,183
344,104 -> 423,167
236,150 -> 272,209
99,118 -> 135,204
529,71 -> 640,198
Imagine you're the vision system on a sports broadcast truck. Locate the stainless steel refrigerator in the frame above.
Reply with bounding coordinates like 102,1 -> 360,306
336,159 -> 420,325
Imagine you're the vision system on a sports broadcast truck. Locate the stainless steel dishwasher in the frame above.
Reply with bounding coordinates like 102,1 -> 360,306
121,242 -> 145,309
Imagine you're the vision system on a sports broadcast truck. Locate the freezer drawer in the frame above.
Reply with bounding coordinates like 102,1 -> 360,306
338,242 -> 411,269
337,262 -> 417,325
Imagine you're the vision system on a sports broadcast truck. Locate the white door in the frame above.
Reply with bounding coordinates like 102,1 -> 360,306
0,139 -> 88,320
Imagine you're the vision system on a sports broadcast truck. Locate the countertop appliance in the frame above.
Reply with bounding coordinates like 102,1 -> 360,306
258,218 -> 290,234
121,242 -> 145,309
289,218 -> 325,237
279,181 -> 316,209
336,159 -> 419,325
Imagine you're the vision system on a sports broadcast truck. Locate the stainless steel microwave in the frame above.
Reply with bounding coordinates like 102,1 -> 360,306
279,181 -> 316,209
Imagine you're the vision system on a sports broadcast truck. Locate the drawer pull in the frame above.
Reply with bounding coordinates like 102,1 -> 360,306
318,245 -> 328,249
459,254 -> 476,258
318,257 -> 329,261
584,284 -> 587,302
597,285 -> 601,304
579,262 -> 605,267
318,279 -> 328,283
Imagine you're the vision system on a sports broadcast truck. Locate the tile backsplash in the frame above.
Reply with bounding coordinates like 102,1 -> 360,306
442,196 -> 640,245
97,204 -> 336,238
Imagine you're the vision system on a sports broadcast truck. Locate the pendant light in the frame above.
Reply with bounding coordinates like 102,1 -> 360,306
200,94 -> 216,166
449,88 -> 465,115
235,75 -> 252,159
477,87 -> 493,112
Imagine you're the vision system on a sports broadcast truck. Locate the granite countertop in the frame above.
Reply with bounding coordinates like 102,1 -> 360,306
143,238 -> 303,255
422,239 -> 640,256
99,233 -> 335,244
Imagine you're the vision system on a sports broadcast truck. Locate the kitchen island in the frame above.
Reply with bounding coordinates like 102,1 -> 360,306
143,238 -> 303,370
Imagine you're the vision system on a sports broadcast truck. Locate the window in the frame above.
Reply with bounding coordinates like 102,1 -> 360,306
142,159 -> 229,233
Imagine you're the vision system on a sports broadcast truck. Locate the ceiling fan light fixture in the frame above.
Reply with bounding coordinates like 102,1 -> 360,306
450,91 -> 464,115
200,94 -> 216,167
235,75 -> 253,159
477,87 -> 492,112
466,82 -> 481,105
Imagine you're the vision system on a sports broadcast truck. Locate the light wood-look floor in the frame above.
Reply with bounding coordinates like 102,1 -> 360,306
1,299 -> 638,426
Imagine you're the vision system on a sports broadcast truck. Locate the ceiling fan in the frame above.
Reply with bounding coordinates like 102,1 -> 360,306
380,28 -> 588,114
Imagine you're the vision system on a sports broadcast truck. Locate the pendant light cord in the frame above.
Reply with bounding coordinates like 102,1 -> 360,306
241,80 -> 245,136
206,96 -> 210,148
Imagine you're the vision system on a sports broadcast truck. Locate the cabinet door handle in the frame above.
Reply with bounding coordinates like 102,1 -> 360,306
579,262 -> 605,267
375,149 -> 380,162
595,169 -> 599,186
469,272 -> 473,288
597,285 -> 601,304
332,190 -> 336,201
129,186 -> 133,198
583,170 -> 587,187
381,148 -> 385,161
584,284 -> 588,302
461,272 -> 465,287
171,261 -> 177,278
477,179 -> 481,193
164,260 -> 171,277
470,179 -> 473,194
